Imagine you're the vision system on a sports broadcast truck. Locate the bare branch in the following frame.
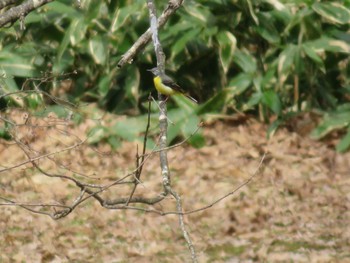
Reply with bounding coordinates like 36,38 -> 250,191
0,197 -> 69,209
139,153 -> 266,217
0,139 -> 86,173
146,0 -> 198,261
171,189 -> 198,263
140,122 -> 203,158
112,153 -> 267,217
0,0 -> 54,28
178,152 -> 267,215
126,94 -> 153,205
117,0 -> 184,68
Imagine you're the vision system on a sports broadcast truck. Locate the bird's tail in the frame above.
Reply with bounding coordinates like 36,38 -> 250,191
185,94 -> 198,104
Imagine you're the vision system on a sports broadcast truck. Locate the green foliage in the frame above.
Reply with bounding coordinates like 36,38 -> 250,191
310,104 -> 350,152
1,0 -> 148,110
0,120 -> 12,140
0,0 -> 349,149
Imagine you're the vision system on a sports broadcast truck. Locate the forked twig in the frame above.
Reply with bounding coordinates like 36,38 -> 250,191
105,153 -> 266,216
125,94 -> 153,205
117,0 -> 184,68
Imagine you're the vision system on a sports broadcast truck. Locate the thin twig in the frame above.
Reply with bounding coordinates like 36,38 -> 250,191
140,122 -> 203,157
176,152 -> 266,215
117,0 -> 184,68
137,93 -> 152,179
125,94 -> 153,205
0,139 -> 86,173
108,153 -> 266,216
171,189 -> 198,262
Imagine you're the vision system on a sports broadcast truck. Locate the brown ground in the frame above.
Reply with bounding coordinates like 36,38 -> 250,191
1,111 -> 350,262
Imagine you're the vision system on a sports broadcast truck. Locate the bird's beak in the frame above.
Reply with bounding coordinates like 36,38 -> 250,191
147,69 -> 152,72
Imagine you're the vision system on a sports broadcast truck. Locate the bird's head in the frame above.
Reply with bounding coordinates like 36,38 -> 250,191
147,67 -> 160,76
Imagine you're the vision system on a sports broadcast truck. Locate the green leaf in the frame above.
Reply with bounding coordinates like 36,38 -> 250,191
183,3 -> 211,24
197,90 -> 228,114
188,133 -> 206,148
34,105 -> 74,119
233,49 -> 257,73
52,50 -> 74,74
312,2 -> 350,25
172,28 -> 202,58
107,136 -> 122,150
98,75 -> 112,98
85,1 -> 103,21
26,93 -> 43,109
267,119 -> 284,139
243,92 -> 262,111
88,36 -> 107,65
25,11 -> 46,25
335,103 -> 350,113
253,74 -> 263,93
166,108 -> 202,147
181,114 -> 200,138
255,13 -> 280,44
173,94 -> 198,114
262,0 -> 288,13
203,26 -> 219,39
56,16 -> 86,63
112,117 -> 148,141
336,128 -> 350,152
57,24 -> 73,63
0,50 -> 37,77
262,90 -> 282,115
1,76 -> 19,93
180,114 -> 204,147
161,22 -> 194,42
227,73 -> 253,96
124,67 -> 140,105
278,44 -> 298,84
111,7 -> 128,33
310,112 -> 350,139
87,125 -> 109,144
304,37 -> 350,54
46,1 -> 80,16
110,2 -> 145,32
69,18 -> 88,46
167,109 -> 184,143
0,126 -> 11,140
0,78 -> 24,106
302,44 -> 325,70
246,0 -> 259,25
261,67 -> 277,89
282,7 -> 313,36
216,31 -> 237,73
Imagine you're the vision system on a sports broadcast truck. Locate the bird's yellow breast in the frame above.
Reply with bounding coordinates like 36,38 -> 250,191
153,76 -> 176,96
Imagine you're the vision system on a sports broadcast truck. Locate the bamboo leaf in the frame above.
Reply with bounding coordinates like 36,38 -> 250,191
217,31 -> 237,73
312,2 -> 350,25
88,36 -> 107,65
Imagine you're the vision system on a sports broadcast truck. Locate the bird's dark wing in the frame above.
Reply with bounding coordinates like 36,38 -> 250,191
161,74 -> 186,94
161,74 -> 198,103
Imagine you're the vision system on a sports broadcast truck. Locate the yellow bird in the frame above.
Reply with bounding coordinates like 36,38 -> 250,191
148,67 -> 198,103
